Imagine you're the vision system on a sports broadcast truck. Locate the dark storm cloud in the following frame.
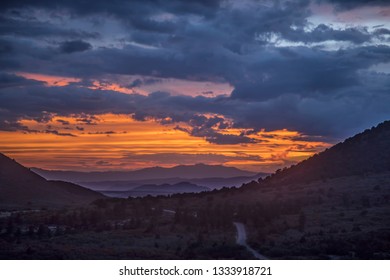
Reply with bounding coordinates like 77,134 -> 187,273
1,72 -> 389,142
192,128 -> 258,145
0,0 -> 222,20
0,0 -> 389,142
0,38 -> 13,53
0,84 -> 256,144
0,72 -> 43,88
0,36 -> 67,73
0,0 -> 381,79
128,77 -> 162,89
128,79 -> 143,89
176,125 -> 257,145
317,0 -> 390,10
231,45 -> 390,101
0,120 -> 31,132
374,28 -> 390,36
283,24 -> 372,44
0,15 -> 100,39
1,0 -> 383,81
59,40 -> 92,53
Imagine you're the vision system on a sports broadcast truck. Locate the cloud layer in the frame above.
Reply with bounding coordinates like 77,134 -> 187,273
1,0 -> 390,145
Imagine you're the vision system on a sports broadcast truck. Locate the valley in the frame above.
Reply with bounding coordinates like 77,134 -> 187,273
1,121 -> 389,259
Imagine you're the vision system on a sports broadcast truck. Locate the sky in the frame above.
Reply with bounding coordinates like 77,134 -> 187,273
0,0 -> 389,172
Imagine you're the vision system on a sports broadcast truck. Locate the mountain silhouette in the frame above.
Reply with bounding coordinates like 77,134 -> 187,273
255,120 -> 390,186
0,153 -> 105,209
32,163 -> 258,183
76,174 -> 267,191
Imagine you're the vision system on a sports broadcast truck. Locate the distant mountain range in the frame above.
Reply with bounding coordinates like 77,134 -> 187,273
101,182 -> 210,198
66,174 -> 264,192
32,164 -> 258,182
32,164 -> 267,193
0,153 -> 105,209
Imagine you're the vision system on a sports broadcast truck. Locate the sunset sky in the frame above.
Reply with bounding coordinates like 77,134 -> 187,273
0,0 -> 389,172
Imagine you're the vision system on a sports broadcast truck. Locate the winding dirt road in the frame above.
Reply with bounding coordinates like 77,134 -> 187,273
163,209 -> 268,259
233,222 -> 268,260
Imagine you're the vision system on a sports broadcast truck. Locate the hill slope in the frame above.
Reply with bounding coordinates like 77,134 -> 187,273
257,120 -> 390,186
0,153 -> 105,209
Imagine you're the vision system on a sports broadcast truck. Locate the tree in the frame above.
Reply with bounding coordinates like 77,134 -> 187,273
342,193 -> 350,207
299,212 -> 306,232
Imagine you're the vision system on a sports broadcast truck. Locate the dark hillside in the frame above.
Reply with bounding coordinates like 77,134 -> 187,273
0,153 -> 105,209
258,121 -> 390,185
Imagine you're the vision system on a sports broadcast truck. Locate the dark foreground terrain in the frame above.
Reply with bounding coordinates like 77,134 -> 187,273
0,121 -> 389,259
0,171 -> 389,259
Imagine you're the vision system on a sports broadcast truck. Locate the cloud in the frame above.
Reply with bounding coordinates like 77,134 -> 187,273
0,72 -> 43,88
75,114 -> 99,125
0,0 -> 389,143
317,0 -> 390,10
44,129 -> 77,137
122,152 -> 263,165
87,131 -> 117,135
59,40 -> 92,53
374,28 -> 390,36
186,126 -> 257,145
0,120 -> 32,132
128,77 -> 162,89
56,119 -> 70,125
1,75 -> 389,142
0,0 -> 223,25
95,160 -> 112,166
284,24 -> 372,44
0,15 -> 100,39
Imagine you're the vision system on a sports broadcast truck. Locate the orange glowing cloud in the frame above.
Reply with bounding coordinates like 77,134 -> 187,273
88,80 -> 148,95
15,72 -> 81,87
0,113 -> 331,172
15,72 -> 233,98
86,74 -> 233,97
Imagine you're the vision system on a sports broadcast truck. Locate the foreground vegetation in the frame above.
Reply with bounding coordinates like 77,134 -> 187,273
1,171 -> 389,259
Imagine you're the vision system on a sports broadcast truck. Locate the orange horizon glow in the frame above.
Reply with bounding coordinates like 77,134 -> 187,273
0,113 -> 331,173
